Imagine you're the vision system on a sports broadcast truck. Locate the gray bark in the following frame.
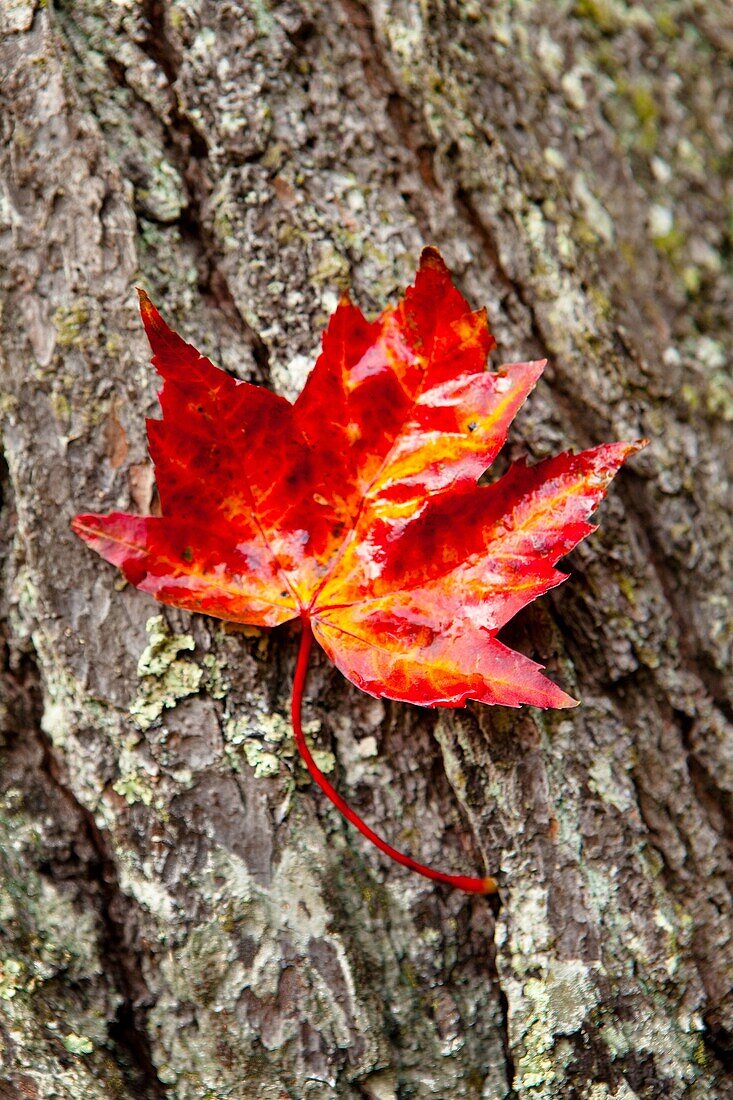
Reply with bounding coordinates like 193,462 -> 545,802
1,1 -> 732,1097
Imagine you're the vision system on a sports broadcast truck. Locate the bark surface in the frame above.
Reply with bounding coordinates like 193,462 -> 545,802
1,2 -> 732,1098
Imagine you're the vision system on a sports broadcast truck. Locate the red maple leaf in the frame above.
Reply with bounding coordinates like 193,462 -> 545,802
73,249 -> 645,893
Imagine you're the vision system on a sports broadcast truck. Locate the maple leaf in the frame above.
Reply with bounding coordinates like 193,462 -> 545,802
73,249 -> 645,894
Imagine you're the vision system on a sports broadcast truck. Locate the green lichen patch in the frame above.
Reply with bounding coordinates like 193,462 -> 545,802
130,615 -> 203,730
134,157 -> 185,224
705,372 -> 733,422
112,771 -> 155,806
63,1032 -> 94,1055
201,652 -> 228,699
242,739 -> 281,779
225,708 -> 333,781
0,956 -> 25,1000
52,299 -> 91,348
507,953 -> 601,1095
310,748 -> 336,775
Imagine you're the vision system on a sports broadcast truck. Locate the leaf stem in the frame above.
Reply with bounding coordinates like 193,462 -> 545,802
291,619 -> 498,895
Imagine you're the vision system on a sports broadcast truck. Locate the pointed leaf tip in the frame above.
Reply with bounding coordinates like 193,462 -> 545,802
419,245 -> 448,272
134,289 -> 185,364
135,287 -> 166,342
135,287 -> 154,316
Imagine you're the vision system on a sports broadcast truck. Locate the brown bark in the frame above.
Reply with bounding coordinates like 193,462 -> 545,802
1,1 -> 732,1097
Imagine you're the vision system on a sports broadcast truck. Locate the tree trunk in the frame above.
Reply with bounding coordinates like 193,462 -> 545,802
1,2 -> 732,1097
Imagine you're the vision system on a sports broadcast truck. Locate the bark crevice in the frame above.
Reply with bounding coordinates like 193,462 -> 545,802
33,709 -> 167,1099
0,606 -> 166,1099
139,2 -> 272,382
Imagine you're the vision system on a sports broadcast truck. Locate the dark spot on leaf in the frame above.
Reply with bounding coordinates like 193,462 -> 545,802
467,421 -> 477,432
182,546 -> 194,562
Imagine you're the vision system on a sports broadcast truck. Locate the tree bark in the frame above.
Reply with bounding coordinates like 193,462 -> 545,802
1,2 -> 732,1098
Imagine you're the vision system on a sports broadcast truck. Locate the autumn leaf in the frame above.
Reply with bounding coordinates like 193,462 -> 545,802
73,248 -> 645,893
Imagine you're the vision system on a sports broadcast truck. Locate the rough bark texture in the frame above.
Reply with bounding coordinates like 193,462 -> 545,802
1,1 -> 732,1097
